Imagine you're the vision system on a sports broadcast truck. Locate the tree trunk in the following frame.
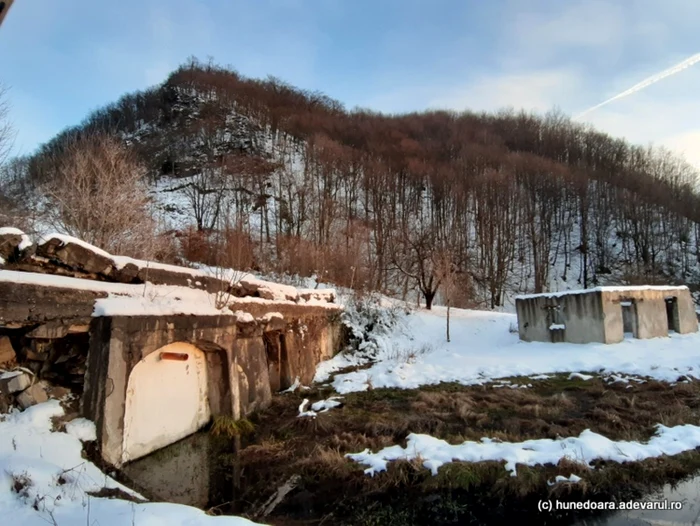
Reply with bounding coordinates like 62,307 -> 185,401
424,290 -> 435,310
446,299 -> 451,342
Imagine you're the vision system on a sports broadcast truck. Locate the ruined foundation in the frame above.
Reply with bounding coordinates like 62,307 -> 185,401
0,230 -> 344,467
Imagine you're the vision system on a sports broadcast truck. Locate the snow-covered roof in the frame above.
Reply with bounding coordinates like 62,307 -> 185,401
515,285 -> 689,301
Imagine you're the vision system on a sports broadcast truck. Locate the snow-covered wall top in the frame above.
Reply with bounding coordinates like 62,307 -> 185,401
515,285 -> 689,301
0,228 -> 340,318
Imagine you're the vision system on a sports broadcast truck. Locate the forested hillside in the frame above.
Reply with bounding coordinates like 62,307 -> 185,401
3,58 -> 700,308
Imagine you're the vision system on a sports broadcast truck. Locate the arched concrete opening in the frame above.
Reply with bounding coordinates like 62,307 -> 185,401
122,342 -> 211,463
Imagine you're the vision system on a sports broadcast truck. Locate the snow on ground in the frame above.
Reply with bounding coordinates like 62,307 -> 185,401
297,397 -> 344,418
323,303 -> 700,478
319,305 -> 700,394
0,401 -> 265,526
347,423 -> 700,478
548,474 -> 582,485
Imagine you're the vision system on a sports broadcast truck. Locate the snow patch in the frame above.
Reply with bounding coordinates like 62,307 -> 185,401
568,373 -> 594,381
348,424 -> 700,477
232,310 -> 255,323
65,418 -> 97,442
548,474 -> 583,486
311,396 -> 343,412
281,377 -> 301,393
0,227 -> 25,236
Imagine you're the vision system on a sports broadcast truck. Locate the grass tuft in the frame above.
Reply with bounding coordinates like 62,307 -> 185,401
210,416 -> 256,438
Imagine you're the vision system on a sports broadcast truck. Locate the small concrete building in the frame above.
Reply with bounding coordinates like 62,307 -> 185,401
515,286 -> 698,344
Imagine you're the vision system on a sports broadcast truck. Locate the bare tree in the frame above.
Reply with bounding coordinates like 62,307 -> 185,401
43,133 -> 158,257
0,84 -> 14,167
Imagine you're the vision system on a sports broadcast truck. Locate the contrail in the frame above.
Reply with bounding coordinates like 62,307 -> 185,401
575,52 -> 700,119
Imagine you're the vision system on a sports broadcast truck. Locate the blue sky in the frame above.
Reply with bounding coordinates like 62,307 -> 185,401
1,0 -> 699,166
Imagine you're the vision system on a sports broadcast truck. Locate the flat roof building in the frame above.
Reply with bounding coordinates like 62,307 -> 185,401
515,286 -> 698,344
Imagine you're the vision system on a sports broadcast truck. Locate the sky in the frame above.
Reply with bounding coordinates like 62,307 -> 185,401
0,0 -> 699,167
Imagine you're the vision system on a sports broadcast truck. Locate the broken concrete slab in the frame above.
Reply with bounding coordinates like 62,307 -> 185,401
0,282 -> 106,326
134,266 -> 229,293
37,236 -> 116,276
236,277 -> 299,302
16,381 -> 49,409
0,371 -> 31,394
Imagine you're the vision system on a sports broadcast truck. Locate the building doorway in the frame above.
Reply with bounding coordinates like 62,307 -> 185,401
620,299 -> 637,338
665,297 -> 680,333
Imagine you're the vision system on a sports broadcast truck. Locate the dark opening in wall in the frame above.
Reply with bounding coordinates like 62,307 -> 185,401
620,299 -> 638,338
665,297 -> 680,333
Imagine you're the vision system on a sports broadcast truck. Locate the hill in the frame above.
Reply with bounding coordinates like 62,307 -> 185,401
3,57 -> 700,308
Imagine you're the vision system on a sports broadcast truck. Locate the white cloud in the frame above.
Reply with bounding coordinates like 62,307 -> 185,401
423,0 -> 700,169
429,69 -> 582,114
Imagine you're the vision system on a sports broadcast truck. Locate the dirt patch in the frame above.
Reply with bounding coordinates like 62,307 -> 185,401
226,374 -> 700,525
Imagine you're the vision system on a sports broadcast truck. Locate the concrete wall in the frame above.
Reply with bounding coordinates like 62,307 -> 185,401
517,287 -> 698,345
83,315 -> 236,467
601,288 -> 698,343
121,431 -> 212,508
83,309 -> 344,467
516,291 -> 605,344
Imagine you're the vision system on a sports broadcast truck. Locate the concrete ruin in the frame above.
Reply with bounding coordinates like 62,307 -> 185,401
0,229 -> 343,467
515,286 -> 698,344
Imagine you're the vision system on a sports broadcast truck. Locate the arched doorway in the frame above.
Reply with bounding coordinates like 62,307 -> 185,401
122,342 -> 211,463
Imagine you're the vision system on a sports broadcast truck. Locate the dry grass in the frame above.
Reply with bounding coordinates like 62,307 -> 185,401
227,374 -> 700,525
210,416 -> 255,438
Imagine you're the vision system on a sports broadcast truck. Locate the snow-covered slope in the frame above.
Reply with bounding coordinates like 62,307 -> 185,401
318,305 -> 700,393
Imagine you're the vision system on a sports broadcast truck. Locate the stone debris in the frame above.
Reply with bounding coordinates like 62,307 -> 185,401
0,373 -> 66,410
16,381 -> 49,409
0,371 -> 31,394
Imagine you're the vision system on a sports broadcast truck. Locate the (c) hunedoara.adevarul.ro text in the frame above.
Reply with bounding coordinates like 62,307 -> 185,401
537,499 -> 683,512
